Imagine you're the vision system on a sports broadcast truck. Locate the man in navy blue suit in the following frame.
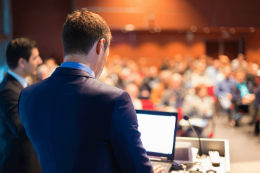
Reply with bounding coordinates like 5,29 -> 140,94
18,8 -> 165,173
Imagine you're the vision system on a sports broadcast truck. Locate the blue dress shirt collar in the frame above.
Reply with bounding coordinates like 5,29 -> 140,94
8,70 -> 28,88
60,62 -> 95,78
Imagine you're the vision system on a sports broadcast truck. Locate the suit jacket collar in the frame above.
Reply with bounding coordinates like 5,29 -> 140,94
5,73 -> 24,91
52,67 -> 95,79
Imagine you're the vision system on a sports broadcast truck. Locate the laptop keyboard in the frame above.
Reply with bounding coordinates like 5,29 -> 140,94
151,161 -> 172,173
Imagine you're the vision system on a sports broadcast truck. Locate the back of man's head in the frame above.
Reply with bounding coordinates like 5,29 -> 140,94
62,8 -> 111,56
6,38 -> 37,69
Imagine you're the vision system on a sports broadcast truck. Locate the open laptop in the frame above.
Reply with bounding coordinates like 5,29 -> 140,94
135,110 -> 178,173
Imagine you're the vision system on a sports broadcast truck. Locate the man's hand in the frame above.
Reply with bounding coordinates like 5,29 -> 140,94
242,94 -> 255,104
226,93 -> 232,100
153,165 -> 166,173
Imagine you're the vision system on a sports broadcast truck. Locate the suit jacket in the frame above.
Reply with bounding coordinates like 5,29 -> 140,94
0,73 -> 41,173
19,67 -> 153,173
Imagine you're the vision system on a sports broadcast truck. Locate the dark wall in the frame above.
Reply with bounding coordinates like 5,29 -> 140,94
10,0 -> 260,66
75,0 -> 260,29
12,0 -> 72,64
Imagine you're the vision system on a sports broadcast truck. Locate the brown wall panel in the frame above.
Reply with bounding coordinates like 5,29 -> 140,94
109,31 -> 206,67
75,0 -> 260,29
245,29 -> 260,64
12,0 -> 72,64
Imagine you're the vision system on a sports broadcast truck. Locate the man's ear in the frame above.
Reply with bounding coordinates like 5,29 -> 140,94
18,57 -> 26,69
96,38 -> 106,55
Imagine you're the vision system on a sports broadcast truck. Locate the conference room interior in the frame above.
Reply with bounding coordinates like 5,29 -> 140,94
1,0 -> 260,172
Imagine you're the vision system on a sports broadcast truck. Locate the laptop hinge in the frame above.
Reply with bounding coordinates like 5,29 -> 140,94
149,156 -> 168,162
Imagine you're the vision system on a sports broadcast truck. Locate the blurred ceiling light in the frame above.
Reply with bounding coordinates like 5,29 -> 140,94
230,28 -> 236,34
203,27 -> 210,34
191,26 -> 197,32
250,27 -> 255,32
125,24 -> 135,31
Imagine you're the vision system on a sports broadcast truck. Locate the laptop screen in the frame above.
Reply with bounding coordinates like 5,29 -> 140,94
136,110 -> 178,160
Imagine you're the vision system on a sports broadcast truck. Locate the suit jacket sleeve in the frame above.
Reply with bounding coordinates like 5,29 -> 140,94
0,89 -> 24,138
110,91 -> 154,173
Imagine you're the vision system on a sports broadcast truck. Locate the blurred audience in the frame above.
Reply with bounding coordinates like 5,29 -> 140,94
29,53 -> 260,134
183,84 -> 215,119
158,73 -> 186,111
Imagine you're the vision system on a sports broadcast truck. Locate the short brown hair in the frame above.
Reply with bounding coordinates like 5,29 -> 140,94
62,8 -> 111,56
6,38 -> 37,69
195,84 -> 208,95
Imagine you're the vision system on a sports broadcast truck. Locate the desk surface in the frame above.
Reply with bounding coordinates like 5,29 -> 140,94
171,156 -> 226,173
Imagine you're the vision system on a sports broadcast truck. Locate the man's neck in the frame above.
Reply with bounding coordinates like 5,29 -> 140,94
9,68 -> 26,78
64,54 -> 94,71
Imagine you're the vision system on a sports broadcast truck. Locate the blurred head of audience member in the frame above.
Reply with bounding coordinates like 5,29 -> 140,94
213,59 -> 221,70
6,38 -> 43,80
169,73 -> 183,90
231,53 -> 248,71
219,55 -> 230,67
235,69 -> 246,84
195,84 -> 208,98
177,60 -> 188,75
223,65 -> 232,79
103,77 -> 115,86
150,70 -> 172,104
44,58 -> 59,76
191,60 -> 212,87
125,83 -> 142,110
37,64 -> 50,81
194,60 -> 206,74
249,62 -> 259,76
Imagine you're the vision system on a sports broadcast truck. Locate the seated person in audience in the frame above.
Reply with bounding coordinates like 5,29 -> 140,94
141,66 -> 160,99
150,70 -> 172,104
205,59 -> 221,86
230,69 -> 255,126
246,62 -> 260,88
44,57 -> 59,76
183,84 -> 215,119
215,65 -> 236,120
158,73 -> 186,111
231,53 -> 248,72
125,83 -> 143,110
37,64 -> 50,81
191,60 -> 212,87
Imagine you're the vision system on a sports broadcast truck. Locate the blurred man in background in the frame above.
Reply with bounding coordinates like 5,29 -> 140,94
0,38 -> 42,173
206,59 -> 221,85
215,65 -> 236,122
231,69 -> 255,126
